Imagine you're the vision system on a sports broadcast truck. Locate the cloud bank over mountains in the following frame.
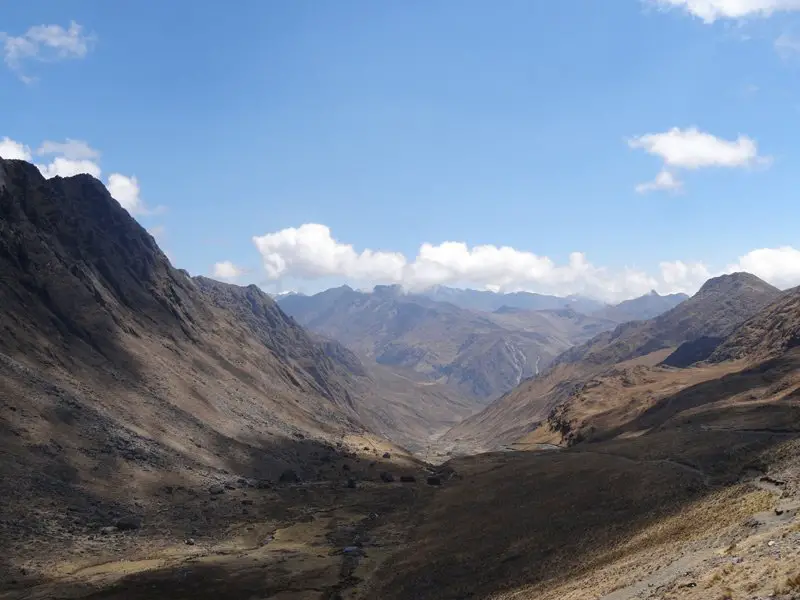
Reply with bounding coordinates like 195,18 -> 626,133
241,223 -> 800,302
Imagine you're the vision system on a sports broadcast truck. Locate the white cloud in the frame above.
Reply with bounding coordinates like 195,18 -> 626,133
629,127 -> 765,169
1,21 -> 94,80
213,261 -> 246,282
729,247 -> 800,288
37,157 -> 102,179
1,135 -> 160,217
37,139 -> 100,160
251,223 -> 800,301
635,169 -> 684,194
253,223 -> 407,282
107,173 -> 156,216
629,127 -> 769,192
0,137 -> 32,160
652,0 -> 800,22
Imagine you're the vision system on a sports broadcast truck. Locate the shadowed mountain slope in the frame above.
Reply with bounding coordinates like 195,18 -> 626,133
0,158 -> 476,577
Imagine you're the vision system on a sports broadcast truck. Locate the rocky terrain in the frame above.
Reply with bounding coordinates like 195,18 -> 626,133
441,272 -> 782,453
3,155 -> 800,599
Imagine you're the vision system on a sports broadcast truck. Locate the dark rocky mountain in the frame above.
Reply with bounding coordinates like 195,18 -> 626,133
0,158 -> 476,569
441,272 -> 782,452
419,285 -> 606,314
592,290 -> 688,323
278,286 -> 618,400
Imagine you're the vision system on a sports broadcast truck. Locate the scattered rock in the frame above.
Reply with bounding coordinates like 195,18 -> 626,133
185,538 -> 195,545
380,472 -> 395,483
400,475 -> 416,483
100,526 -> 117,535
347,478 -> 357,489
382,452 -> 391,459
256,480 -> 271,489
743,517 -> 760,528
426,476 -> 442,486
224,483 -> 236,490
241,499 -> 254,506
115,516 -> 142,531
768,540 -> 776,547
342,464 -> 351,472
279,469 -> 300,484
343,546 -> 365,556
208,484 -> 225,495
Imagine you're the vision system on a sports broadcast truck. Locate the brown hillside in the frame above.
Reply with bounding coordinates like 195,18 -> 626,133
441,273 -> 781,453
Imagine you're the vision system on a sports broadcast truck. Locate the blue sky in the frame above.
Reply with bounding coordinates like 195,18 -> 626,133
3,0 -> 800,301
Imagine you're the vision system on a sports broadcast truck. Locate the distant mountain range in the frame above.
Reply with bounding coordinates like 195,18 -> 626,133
418,285 -> 607,314
277,284 -> 686,401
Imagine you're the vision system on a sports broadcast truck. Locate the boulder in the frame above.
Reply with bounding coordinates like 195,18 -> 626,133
400,475 -> 416,483
380,472 -> 395,483
426,476 -> 442,486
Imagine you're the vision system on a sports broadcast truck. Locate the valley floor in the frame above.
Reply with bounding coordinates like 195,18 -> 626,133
3,430 -> 800,600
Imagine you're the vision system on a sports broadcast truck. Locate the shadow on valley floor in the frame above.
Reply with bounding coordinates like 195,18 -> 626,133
3,350 -> 800,599
3,427 -> 797,600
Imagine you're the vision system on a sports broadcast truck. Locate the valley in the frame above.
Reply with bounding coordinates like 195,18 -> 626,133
2,156 -> 800,600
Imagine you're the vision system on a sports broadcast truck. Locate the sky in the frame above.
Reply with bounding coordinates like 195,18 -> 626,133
3,0 -> 800,302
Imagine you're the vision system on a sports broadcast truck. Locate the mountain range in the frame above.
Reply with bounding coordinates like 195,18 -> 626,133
3,156 -> 800,599
277,285 -> 686,401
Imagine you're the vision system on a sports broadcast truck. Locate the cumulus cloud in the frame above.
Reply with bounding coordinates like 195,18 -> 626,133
0,137 -> 32,160
0,21 -> 95,80
635,170 -> 683,194
213,261 -> 246,282
1,135 -> 160,217
250,223 -> 800,301
251,224 -> 730,301
652,0 -> 800,22
629,127 -> 769,192
37,157 -> 102,179
253,223 -> 407,282
730,247 -> 800,289
106,173 -> 154,215
629,128 -> 764,169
